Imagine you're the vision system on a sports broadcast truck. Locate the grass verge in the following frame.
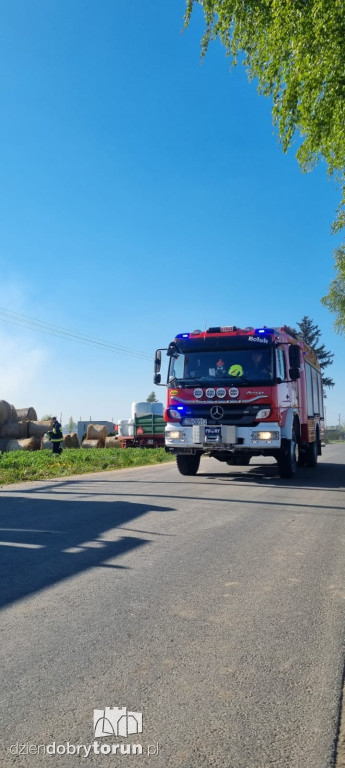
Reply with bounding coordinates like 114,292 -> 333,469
0,447 -> 175,486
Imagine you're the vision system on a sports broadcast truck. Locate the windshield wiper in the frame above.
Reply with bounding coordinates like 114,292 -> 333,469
171,378 -> 205,386
168,378 -> 203,387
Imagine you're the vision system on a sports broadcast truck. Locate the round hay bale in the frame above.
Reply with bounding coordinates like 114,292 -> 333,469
7,437 -> 40,451
41,437 -> 53,450
86,424 -> 107,441
105,436 -> 120,448
8,404 -> 18,422
0,438 -> 9,453
28,420 -> 53,438
16,407 -> 37,421
0,401 -> 11,426
82,439 -> 104,449
67,433 -> 79,448
0,421 -> 28,439
63,433 -> 79,448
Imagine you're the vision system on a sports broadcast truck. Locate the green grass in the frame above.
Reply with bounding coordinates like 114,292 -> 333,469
0,447 -> 175,485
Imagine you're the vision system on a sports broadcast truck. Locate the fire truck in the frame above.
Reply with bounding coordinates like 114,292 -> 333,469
154,325 -> 324,478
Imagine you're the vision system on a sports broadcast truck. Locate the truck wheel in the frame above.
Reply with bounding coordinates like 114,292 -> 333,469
176,454 -> 200,476
306,440 -> 318,467
233,453 -> 250,465
277,431 -> 297,478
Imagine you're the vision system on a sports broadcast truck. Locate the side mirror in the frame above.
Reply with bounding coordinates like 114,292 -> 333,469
289,367 -> 300,381
153,373 -> 161,385
154,350 -> 162,373
289,344 -> 300,369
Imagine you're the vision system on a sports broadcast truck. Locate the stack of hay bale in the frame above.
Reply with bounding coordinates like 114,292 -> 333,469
0,400 -> 52,452
41,432 -> 80,450
63,433 -> 80,449
82,424 -> 107,449
105,435 -> 119,448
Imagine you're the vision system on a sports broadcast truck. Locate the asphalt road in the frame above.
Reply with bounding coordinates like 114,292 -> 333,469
1,444 -> 345,768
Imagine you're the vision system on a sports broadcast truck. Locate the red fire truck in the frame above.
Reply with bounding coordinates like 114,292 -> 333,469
154,325 -> 324,478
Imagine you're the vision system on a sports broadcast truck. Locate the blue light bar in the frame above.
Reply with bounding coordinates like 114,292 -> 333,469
176,333 -> 190,339
254,328 -> 275,335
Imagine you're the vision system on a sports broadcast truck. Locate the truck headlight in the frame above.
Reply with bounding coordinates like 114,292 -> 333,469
169,431 -> 184,440
252,430 -> 279,441
166,408 -> 182,421
256,409 -> 271,419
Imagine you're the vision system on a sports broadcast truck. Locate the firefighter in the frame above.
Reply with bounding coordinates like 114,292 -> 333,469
250,351 -> 264,369
246,350 -> 271,378
215,358 -> 226,376
47,417 -> 63,455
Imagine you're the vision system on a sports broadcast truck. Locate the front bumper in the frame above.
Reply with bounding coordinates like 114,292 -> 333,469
165,422 -> 281,451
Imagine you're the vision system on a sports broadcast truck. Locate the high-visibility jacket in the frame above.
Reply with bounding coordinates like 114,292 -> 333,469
48,420 -> 63,443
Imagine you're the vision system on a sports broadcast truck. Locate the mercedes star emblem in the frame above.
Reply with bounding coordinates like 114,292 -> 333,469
210,405 -> 224,420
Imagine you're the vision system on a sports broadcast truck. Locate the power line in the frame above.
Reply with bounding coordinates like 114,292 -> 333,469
0,306 -> 152,361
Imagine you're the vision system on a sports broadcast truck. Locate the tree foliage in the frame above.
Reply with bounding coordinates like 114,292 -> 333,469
321,246 -> 345,333
294,315 -> 335,391
185,1 -> 345,183
185,1 -> 345,329
146,391 -> 158,402
68,416 -> 76,432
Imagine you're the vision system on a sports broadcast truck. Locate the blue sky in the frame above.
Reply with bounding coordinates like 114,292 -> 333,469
0,0 -> 343,426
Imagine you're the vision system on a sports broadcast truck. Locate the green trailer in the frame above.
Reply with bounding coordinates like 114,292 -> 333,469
117,413 -> 165,448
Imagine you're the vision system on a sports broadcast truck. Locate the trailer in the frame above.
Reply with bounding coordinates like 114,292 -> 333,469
116,412 -> 165,449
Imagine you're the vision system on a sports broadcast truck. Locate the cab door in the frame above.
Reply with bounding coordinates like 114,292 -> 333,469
276,346 -> 292,416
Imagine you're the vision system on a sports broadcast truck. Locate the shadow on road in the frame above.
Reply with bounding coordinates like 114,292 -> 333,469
199,460 -> 345,489
0,498 -> 174,611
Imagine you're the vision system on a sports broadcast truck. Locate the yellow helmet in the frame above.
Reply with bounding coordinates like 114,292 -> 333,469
228,364 -> 243,378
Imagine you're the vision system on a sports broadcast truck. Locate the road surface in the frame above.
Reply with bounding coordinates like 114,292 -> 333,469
1,444 -> 345,767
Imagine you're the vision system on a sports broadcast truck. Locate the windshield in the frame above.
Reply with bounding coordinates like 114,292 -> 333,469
168,348 -> 274,385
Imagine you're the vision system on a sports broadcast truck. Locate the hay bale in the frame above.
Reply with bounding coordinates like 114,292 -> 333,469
105,436 -> 120,448
41,437 -> 53,450
28,420 -> 53,438
70,433 -> 80,448
82,439 -> 104,449
63,433 -> 79,449
16,407 -> 37,421
7,438 -> 40,451
0,401 -> 11,426
86,424 -> 107,441
0,421 -> 28,439
7,404 -> 18,422
0,438 -> 9,452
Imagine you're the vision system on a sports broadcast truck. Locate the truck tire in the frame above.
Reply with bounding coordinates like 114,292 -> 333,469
305,440 -> 318,467
277,431 -> 297,478
176,454 -> 200,476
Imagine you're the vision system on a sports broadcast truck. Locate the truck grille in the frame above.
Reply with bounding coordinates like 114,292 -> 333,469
182,403 -> 262,426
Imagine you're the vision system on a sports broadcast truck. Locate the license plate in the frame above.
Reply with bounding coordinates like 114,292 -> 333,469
204,426 -> 221,442
183,418 -> 207,425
